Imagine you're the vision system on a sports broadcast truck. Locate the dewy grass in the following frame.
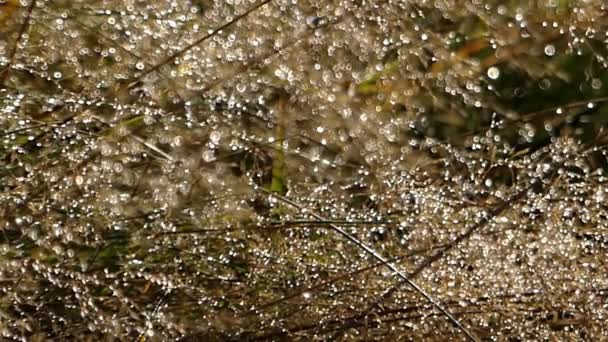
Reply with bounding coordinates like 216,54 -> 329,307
1,0 -> 608,340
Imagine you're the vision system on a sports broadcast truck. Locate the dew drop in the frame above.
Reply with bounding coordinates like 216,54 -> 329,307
52,244 -> 63,255
487,66 -> 500,79
210,131 -> 221,144
539,79 -> 551,90
202,149 -> 215,162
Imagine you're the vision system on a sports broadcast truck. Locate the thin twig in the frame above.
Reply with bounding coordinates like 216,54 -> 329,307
66,14 -> 187,104
134,290 -> 170,342
89,113 -> 174,161
460,95 -> 608,138
132,0 -> 272,84
258,187 -> 480,342
0,0 -> 37,86
290,286 -> 608,339
0,122 -> 57,137
255,244 -> 448,311
271,219 -> 394,226
130,135 -> 174,161
333,164 -> 550,340
344,183 -> 532,335
198,17 -> 341,94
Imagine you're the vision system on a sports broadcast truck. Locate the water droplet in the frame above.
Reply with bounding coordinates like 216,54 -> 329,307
202,149 -> 215,162
382,123 -> 398,142
306,16 -> 327,28
539,79 -> 551,90
173,135 -> 183,146
99,141 -> 113,156
53,224 -> 63,237
487,66 -> 500,79
136,62 -> 145,70
210,131 -> 221,144
544,44 -> 556,56
52,244 -> 63,255
113,162 -> 124,173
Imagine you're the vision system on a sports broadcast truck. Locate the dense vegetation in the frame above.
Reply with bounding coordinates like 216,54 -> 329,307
1,0 -> 608,340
